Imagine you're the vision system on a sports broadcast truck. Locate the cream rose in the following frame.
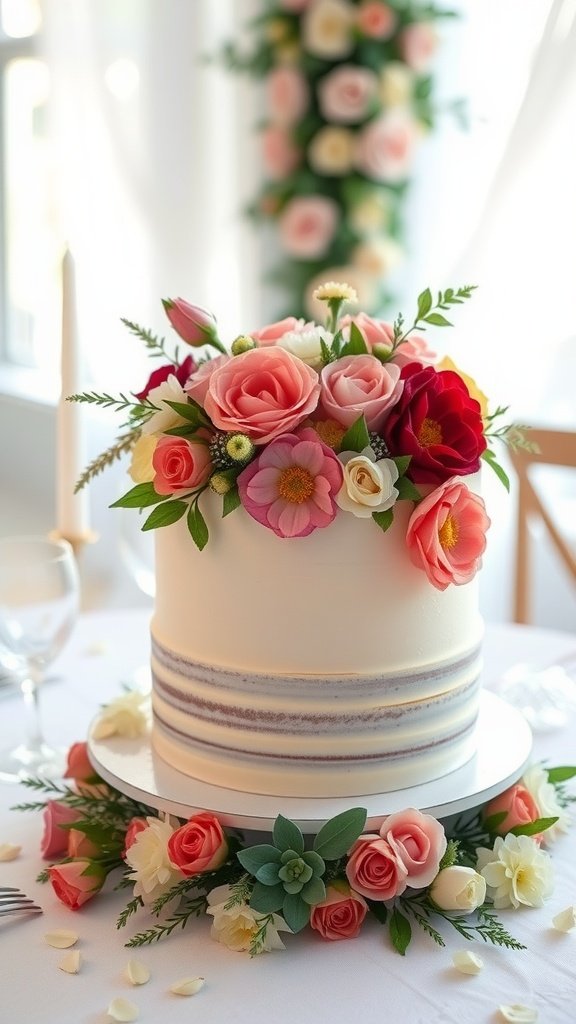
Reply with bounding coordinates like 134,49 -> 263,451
128,434 -> 157,484
337,447 -> 399,517
92,692 -> 148,740
379,62 -> 414,107
125,816 -> 181,904
430,865 -> 487,912
302,0 -> 355,59
352,237 -> 403,277
141,375 -> 190,435
309,126 -> 355,176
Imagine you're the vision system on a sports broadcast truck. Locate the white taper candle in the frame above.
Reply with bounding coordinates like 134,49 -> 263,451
56,249 -> 89,539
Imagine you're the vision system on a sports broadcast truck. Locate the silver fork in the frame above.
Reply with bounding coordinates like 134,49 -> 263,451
0,886 -> 42,916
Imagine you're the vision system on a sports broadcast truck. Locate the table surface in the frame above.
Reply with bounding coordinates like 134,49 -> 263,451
1,609 -> 575,1024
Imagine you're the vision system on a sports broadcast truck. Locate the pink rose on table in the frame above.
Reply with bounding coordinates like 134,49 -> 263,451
483,784 -> 541,836
163,298 -> 220,349
266,66 -> 309,124
67,828 -> 100,860
49,859 -> 106,911
40,800 -> 81,859
355,110 -> 417,183
278,196 -> 338,259
320,354 -> 403,431
310,883 -> 368,940
406,479 -> 490,590
250,316 -> 308,347
238,432 -> 343,538
184,354 -> 229,405
318,64 -> 379,124
381,807 -> 447,888
123,817 -> 149,859
357,1 -> 396,39
398,22 -> 438,73
152,435 -> 212,495
134,354 -> 196,402
167,812 -> 228,876
382,363 -> 486,484
262,125 -> 301,180
205,346 -> 321,444
345,833 -> 408,900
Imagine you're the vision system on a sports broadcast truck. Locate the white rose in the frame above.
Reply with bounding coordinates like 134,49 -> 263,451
430,866 -> 487,912
128,433 -> 158,484
302,0 -> 354,60
522,764 -> 570,843
337,446 -> 399,517
125,816 -> 181,904
277,326 -> 333,370
92,691 -> 149,740
206,885 -> 291,953
141,374 -> 189,435
379,62 -> 414,107
476,834 -> 554,910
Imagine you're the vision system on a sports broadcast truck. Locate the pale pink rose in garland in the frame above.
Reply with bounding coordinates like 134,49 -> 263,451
320,353 -> 403,431
262,124 -> 301,180
237,432 -> 343,538
355,110 -> 418,183
266,66 -> 309,124
406,479 -> 491,590
345,833 -> 408,901
346,807 -> 447,899
398,21 -> 438,74
278,195 -> 339,259
152,435 -> 212,495
356,0 -> 397,39
250,316 -> 308,346
310,883 -> 368,940
317,64 -> 379,124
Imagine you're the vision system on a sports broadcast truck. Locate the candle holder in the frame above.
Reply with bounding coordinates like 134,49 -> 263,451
49,528 -> 99,559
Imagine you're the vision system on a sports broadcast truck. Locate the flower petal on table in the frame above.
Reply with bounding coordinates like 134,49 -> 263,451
44,929 -> 78,948
169,976 -> 205,996
107,997 -> 139,1022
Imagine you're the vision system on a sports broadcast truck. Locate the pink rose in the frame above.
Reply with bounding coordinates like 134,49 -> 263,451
163,298 -> 220,348
339,316 -> 435,368
205,346 -> 321,444
483,785 -> 541,836
250,316 -> 307,346
318,65 -> 379,124
123,817 -> 148,859
320,353 -> 403,431
40,800 -> 81,859
64,742 -> 94,784
398,22 -> 438,74
267,66 -> 309,124
345,834 -> 408,901
49,859 -> 106,911
391,334 -> 436,368
357,1 -> 396,39
278,196 -> 338,259
167,812 -> 228,876
135,354 -> 196,402
152,435 -> 212,495
355,111 -> 417,183
262,125 -> 301,180
406,479 -> 491,590
310,883 -> 368,940
380,808 -> 447,889
184,354 -> 230,405
67,828 -> 100,859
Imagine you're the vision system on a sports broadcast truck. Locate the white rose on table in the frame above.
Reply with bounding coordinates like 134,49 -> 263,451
206,885 -> 291,953
430,865 -> 487,912
337,446 -> 399,517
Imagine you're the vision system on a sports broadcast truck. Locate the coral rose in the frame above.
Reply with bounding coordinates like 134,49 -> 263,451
320,353 -> 403,431
64,741 -> 95,784
406,479 -> 490,590
382,362 -> 486,484
167,812 -> 228,876
381,807 -> 447,888
318,64 -> 379,124
67,828 -> 100,860
310,883 -> 368,940
49,859 -> 106,911
278,195 -> 339,259
483,784 -> 541,836
355,110 -> 417,183
184,354 -> 229,405
152,435 -> 212,495
357,1 -> 396,39
40,800 -> 81,859
205,346 -> 321,444
345,833 -> 408,901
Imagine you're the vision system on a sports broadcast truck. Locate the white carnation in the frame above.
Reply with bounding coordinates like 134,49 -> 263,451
125,816 -> 181,904
476,834 -> 554,910
522,764 -> 570,843
206,885 -> 291,954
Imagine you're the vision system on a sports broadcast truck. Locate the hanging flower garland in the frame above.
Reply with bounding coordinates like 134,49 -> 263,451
223,0 -> 457,319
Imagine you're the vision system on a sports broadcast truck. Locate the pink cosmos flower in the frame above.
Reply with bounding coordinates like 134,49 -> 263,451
355,111 -> 417,183
40,800 -> 81,859
184,354 -> 229,405
250,316 -> 308,347
357,1 -> 396,39
262,125 -> 301,180
237,432 -> 343,538
310,884 -> 368,940
49,859 -> 106,911
398,22 -> 438,74
278,196 -> 339,259
205,346 -> 321,444
266,66 -> 309,124
406,479 -> 491,590
381,808 -> 447,889
152,435 -> 212,495
320,353 -> 404,431
317,64 -> 379,124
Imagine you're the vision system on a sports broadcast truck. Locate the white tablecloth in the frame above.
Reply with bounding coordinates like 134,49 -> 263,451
1,610 -> 575,1024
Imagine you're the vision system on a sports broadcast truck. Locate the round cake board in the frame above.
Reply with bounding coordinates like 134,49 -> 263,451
88,690 -> 532,834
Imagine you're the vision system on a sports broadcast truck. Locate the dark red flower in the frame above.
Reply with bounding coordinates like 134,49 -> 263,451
134,354 -> 196,402
382,363 -> 486,484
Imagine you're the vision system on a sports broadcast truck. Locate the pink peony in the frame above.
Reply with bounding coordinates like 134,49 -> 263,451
406,479 -> 491,590
237,432 -> 343,538
310,883 -> 368,940
40,800 -> 81,859
205,346 -> 321,444
163,298 -> 219,348
320,353 -> 403,431
357,1 -> 396,39
49,859 -> 106,911
278,195 -> 338,259
167,812 -> 229,876
135,354 -> 196,402
380,808 -> 447,889
483,785 -> 541,837
262,125 -> 301,180
122,817 -> 148,859
266,66 -> 309,124
250,316 -> 308,347
345,833 -> 408,901
152,435 -> 212,495
318,64 -> 379,124
184,354 -> 229,405
355,111 -> 417,183
398,22 -> 438,74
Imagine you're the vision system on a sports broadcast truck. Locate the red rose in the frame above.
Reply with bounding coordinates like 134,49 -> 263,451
49,859 -> 106,910
134,354 -> 196,401
382,363 -> 486,484
310,884 -> 368,940
167,812 -> 228,877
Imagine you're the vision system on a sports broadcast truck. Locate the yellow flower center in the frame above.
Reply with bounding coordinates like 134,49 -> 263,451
418,417 -> 443,448
439,513 -> 459,550
313,419 -> 346,450
278,466 -> 315,504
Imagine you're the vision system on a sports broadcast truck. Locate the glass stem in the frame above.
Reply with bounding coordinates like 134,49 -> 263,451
20,666 -> 44,752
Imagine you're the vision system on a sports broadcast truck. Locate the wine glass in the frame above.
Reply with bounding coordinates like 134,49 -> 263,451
0,535 -> 79,781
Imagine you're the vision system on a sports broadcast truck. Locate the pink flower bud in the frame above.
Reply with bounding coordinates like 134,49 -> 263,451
163,298 -> 222,350
48,859 -> 106,910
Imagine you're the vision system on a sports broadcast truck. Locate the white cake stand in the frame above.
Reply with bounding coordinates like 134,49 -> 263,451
88,690 -> 532,833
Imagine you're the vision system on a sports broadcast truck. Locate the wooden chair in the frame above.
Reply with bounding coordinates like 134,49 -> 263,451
509,428 -> 576,623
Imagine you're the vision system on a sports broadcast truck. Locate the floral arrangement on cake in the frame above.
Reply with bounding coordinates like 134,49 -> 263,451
222,0 -> 458,317
72,282 -> 530,590
16,713 -> 576,957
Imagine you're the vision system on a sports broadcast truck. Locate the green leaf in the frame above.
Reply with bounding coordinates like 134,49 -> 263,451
300,875 -> 326,906
417,287 -> 432,319
369,900 -> 388,925
340,321 -> 369,357
282,893 -> 310,933
302,849 -> 325,875
237,844 -> 281,876
142,500 -> 187,531
481,449 -> 510,492
273,814 -> 304,856
510,816 -> 559,837
423,312 -> 453,327
392,455 -> 411,476
396,477 -> 422,502
547,766 -> 576,783
339,415 -> 370,454
313,807 -> 367,860
164,400 -> 204,425
250,882 -> 285,914
482,811 -> 508,833
187,502 -> 209,551
110,482 -> 167,509
255,863 -> 281,886
372,508 -> 394,533
320,337 -> 334,365
222,485 -> 242,518
390,907 -> 412,955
